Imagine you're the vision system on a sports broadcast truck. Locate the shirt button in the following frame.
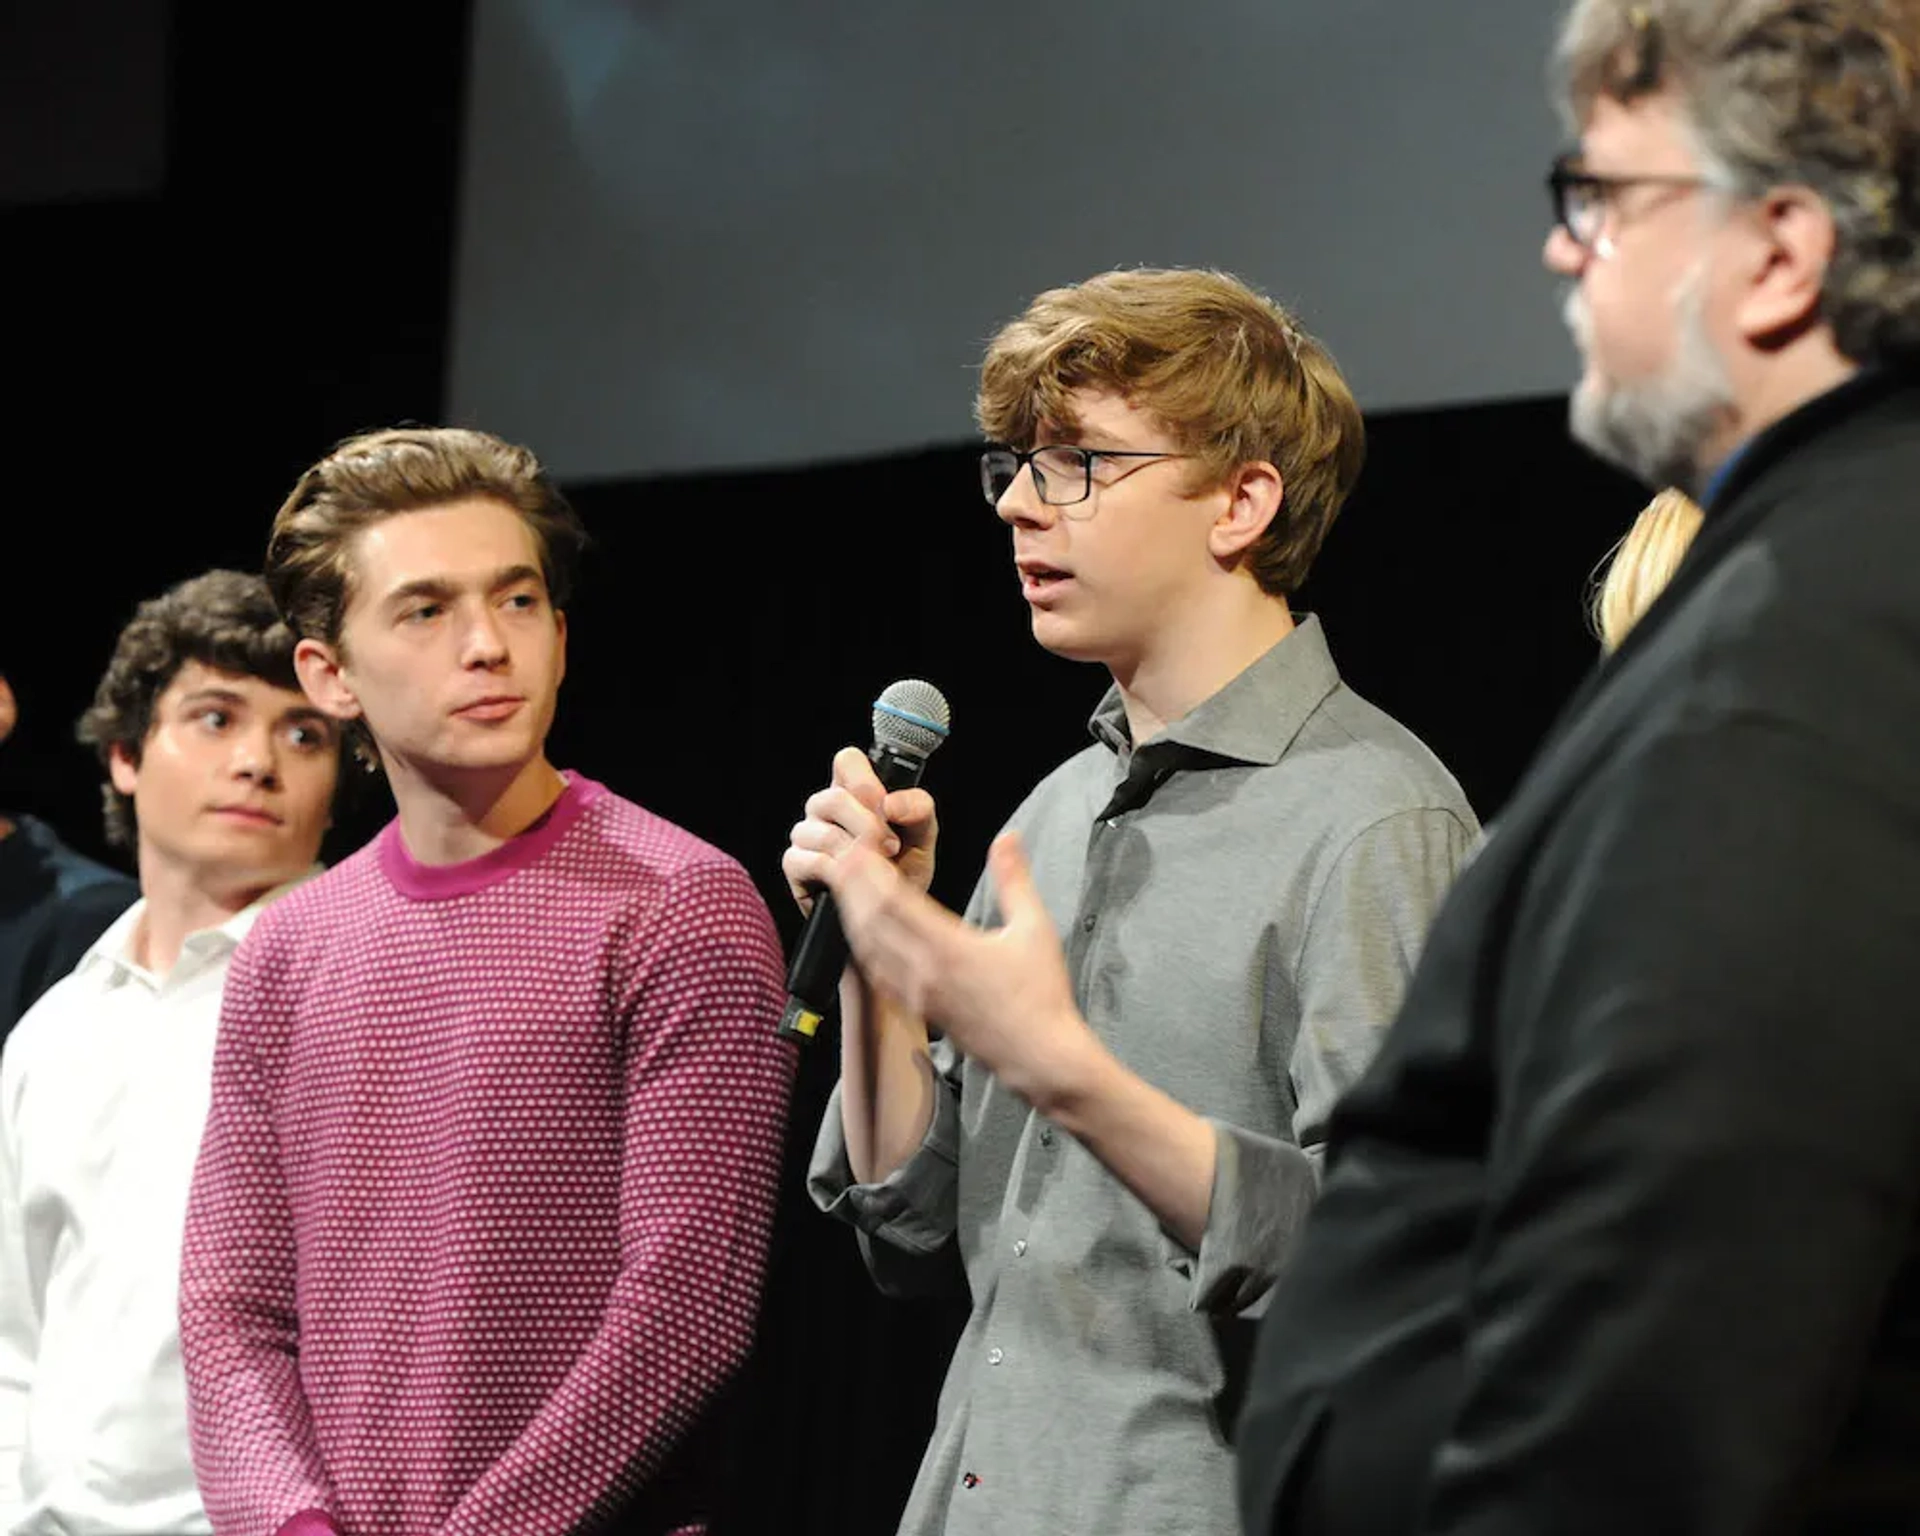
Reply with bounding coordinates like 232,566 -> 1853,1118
987,1347 -> 1005,1365
1080,913 -> 1096,932
1013,1239 -> 1028,1256
1039,1126 -> 1056,1148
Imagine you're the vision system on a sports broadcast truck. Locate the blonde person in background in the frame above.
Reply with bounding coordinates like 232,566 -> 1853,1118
1590,487 -> 1705,651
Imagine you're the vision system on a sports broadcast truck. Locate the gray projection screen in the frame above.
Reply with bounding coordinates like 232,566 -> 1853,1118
450,1 -> 1580,481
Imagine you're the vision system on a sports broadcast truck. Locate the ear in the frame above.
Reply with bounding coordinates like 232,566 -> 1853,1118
554,608 -> 568,688
1734,184 -> 1836,345
1207,460 -> 1285,563
108,739 -> 140,798
294,637 -> 364,723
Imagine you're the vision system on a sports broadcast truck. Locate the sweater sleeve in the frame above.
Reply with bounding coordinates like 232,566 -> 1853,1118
437,855 -> 793,1536
178,934 -> 342,1536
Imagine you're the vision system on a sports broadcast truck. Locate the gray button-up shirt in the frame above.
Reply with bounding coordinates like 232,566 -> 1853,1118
809,617 -> 1477,1536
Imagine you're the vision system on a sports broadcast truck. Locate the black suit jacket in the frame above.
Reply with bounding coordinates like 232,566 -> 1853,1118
1238,367 -> 1920,1536
0,815 -> 135,1045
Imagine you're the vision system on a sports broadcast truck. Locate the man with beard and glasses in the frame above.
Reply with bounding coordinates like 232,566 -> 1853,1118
1235,2 -> 1920,1533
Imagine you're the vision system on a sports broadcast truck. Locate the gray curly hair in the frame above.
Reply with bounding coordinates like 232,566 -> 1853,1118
1555,0 -> 1920,362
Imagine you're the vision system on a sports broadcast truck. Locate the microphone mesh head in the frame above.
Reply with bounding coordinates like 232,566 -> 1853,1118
872,678 -> 951,759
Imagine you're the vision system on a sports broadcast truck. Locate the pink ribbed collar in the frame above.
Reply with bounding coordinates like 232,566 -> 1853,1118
378,771 -> 603,901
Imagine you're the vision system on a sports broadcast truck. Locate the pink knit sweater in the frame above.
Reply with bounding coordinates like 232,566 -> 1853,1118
180,774 -> 793,1536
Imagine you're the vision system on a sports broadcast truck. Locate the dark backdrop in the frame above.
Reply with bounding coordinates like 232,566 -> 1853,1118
4,7 -> 1646,1534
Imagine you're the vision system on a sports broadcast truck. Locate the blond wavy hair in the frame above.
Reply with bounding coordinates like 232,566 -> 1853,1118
975,268 -> 1366,596
1590,487 -> 1706,650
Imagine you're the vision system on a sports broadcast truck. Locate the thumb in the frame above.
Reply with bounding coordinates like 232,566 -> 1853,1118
986,831 -> 1043,925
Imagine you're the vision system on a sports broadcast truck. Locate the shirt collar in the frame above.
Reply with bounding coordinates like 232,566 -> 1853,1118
75,866 -> 323,986
1085,613 -> 1342,768
75,897 -> 151,983
1697,437 -> 1752,508
1698,363 -> 1895,514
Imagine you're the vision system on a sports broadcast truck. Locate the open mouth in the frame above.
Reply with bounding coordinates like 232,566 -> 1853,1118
1018,562 -> 1073,598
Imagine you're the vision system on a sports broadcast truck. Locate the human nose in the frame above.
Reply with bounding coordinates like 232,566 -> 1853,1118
231,723 -> 280,786
995,460 -> 1056,530
1544,222 -> 1590,276
459,601 -> 510,668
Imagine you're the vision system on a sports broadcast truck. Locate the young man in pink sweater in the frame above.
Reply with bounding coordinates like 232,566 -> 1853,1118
179,427 -> 794,1536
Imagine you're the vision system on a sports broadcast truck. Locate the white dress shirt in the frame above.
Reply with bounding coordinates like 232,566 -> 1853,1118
0,875 -> 313,1536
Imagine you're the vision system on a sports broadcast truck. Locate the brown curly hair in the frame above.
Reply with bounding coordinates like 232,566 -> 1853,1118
975,268 -> 1366,597
77,570 -> 318,847
1556,0 -> 1920,362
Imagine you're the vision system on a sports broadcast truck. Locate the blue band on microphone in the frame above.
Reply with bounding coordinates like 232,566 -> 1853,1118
872,699 -> 950,738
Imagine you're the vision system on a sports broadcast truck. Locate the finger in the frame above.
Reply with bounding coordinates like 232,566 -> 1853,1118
802,786 -> 901,857
821,842 -> 938,1005
881,787 -> 939,849
831,745 -> 886,812
986,831 -> 1044,924
827,841 -> 956,952
787,814 -> 858,856
780,843 -> 831,907
818,837 -> 902,925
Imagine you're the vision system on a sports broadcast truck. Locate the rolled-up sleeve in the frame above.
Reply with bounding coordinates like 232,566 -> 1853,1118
1176,806 -> 1476,1316
807,1035 -> 967,1298
808,867 -> 1012,1302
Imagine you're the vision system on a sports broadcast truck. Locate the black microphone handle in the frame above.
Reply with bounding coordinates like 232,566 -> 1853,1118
777,744 -> 930,1042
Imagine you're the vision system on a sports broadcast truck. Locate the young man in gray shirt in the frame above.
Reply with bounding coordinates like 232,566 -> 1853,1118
785,267 -> 1478,1536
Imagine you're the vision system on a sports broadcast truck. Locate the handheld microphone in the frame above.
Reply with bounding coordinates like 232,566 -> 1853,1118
778,678 -> 952,1042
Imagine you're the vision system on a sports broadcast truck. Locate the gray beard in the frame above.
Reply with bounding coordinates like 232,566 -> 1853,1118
1565,277 -> 1736,492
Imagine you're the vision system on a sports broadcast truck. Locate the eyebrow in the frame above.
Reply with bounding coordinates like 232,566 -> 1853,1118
278,706 -> 338,735
380,564 -> 546,612
176,687 -> 249,711
178,687 -> 334,729
1041,422 -> 1143,451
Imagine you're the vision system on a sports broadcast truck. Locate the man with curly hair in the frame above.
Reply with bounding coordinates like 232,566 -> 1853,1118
0,571 -> 340,1535
1238,2 -> 1920,1530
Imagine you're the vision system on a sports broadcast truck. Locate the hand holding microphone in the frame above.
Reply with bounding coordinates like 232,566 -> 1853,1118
778,679 -> 951,1041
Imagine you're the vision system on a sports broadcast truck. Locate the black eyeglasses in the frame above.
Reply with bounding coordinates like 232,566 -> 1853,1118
979,444 -> 1189,512
1547,153 -> 1721,250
